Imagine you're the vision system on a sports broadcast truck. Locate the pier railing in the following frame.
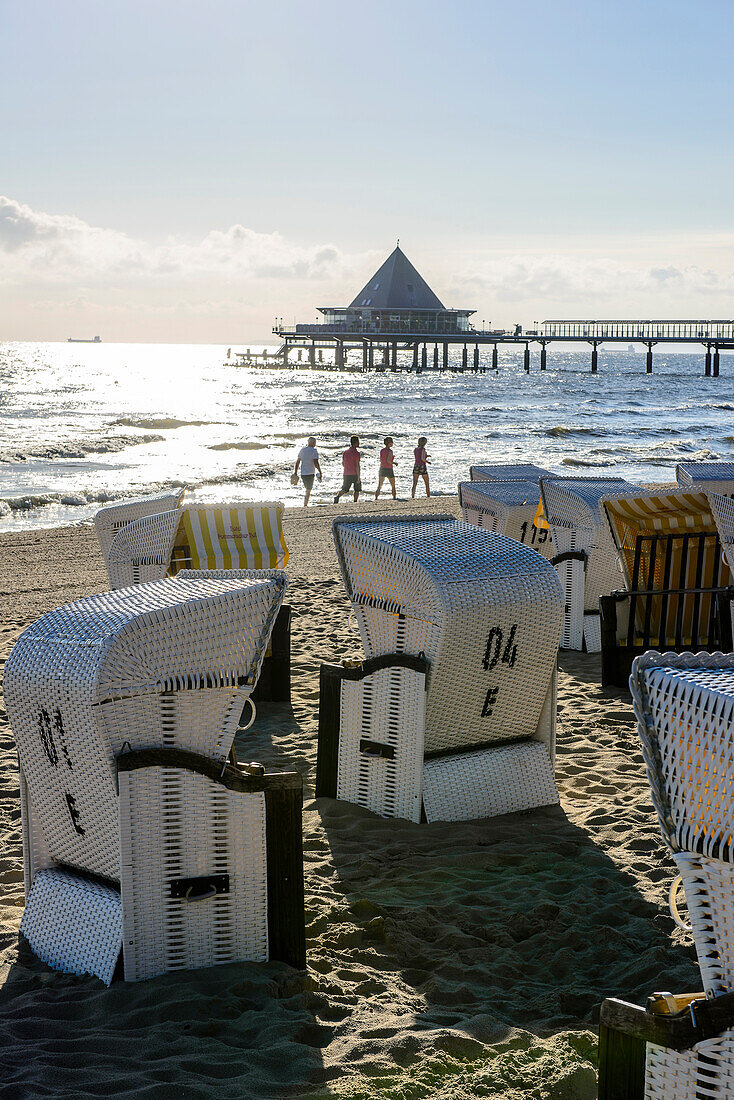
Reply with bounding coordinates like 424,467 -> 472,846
538,320 -> 734,341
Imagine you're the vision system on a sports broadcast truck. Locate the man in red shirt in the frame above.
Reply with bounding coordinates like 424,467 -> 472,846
334,435 -> 361,503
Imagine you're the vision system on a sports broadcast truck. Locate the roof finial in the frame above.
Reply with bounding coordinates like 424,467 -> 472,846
396,238 -> 400,248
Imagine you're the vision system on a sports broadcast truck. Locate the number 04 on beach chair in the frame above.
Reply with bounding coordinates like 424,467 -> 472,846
598,651 -> 734,1099
5,572 -> 305,986
316,515 -> 564,823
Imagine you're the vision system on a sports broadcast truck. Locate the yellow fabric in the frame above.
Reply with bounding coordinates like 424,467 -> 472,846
168,505 -> 288,574
533,501 -> 550,531
604,491 -> 729,645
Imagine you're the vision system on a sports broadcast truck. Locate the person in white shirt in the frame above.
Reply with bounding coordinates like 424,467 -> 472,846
294,436 -> 322,506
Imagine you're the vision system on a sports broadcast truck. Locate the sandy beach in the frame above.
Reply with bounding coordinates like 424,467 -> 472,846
0,498 -> 699,1099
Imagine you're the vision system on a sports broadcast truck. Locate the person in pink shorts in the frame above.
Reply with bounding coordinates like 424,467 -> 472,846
334,435 -> 361,503
411,435 -> 431,498
375,436 -> 397,500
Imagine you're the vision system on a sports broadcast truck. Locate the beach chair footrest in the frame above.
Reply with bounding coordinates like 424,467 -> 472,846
20,867 -> 122,986
422,741 -> 559,822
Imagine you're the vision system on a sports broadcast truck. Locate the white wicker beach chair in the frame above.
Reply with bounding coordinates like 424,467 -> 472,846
599,650 -> 734,1098
94,490 -> 186,561
316,515 -> 563,823
677,460 -> 734,495
105,501 -> 288,590
538,475 -> 640,652
458,479 -> 554,559
470,462 -> 553,482
5,571 -> 305,985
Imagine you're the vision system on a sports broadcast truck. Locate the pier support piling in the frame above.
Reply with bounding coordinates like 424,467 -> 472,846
412,343 -> 419,372
591,342 -> 598,374
540,342 -> 547,371
391,342 -> 397,370
524,344 -> 530,373
492,344 -> 498,372
433,344 -> 439,371
368,343 -> 374,370
362,342 -> 368,372
442,343 -> 448,372
335,341 -> 344,369
421,344 -> 427,373
462,346 -> 468,372
714,346 -> 721,377
645,343 -> 654,374
309,341 -> 315,367
283,342 -> 289,367
474,345 -> 480,371
705,346 -> 712,376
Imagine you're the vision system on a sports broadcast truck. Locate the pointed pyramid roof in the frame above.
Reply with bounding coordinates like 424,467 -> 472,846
349,245 -> 445,311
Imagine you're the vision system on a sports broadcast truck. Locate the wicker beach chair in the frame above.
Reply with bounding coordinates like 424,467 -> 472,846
5,572 -> 305,986
470,462 -> 553,482
458,479 -> 554,559
94,490 -> 186,562
538,475 -> 640,652
600,491 -> 733,688
105,501 -> 288,589
598,651 -> 734,1100
677,460 -> 734,494
316,515 -> 563,823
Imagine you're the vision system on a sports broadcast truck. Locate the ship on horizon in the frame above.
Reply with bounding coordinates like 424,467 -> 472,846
68,335 -> 101,343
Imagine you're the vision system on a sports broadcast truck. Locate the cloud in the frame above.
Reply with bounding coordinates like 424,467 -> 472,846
0,195 -> 352,284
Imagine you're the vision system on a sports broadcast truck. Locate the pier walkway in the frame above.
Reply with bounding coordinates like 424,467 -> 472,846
230,318 -> 734,376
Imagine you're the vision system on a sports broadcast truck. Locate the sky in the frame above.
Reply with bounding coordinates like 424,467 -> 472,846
3,0 -> 734,342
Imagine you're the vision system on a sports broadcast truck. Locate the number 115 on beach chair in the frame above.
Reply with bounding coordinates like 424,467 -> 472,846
316,515 -> 564,824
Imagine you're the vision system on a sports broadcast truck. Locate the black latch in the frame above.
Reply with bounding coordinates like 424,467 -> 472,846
170,874 -> 230,902
359,739 -> 395,759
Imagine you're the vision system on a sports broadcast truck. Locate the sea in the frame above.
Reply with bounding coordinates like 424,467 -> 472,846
0,341 -> 732,533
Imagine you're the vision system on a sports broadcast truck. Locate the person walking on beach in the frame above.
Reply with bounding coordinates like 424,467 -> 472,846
411,436 -> 431,498
334,435 -> 361,503
293,436 -> 322,506
375,436 -> 397,500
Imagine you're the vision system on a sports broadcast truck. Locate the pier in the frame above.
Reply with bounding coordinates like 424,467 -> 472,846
231,247 -> 733,376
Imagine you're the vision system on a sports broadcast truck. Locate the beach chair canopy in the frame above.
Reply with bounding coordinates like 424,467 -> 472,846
470,462 -> 553,483
458,479 -> 553,557
106,501 -> 288,589
94,489 -> 186,560
333,514 -> 563,757
677,460 -> 734,493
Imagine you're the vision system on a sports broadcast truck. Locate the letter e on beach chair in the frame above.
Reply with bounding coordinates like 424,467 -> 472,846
316,515 -> 563,823
599,651 -> 734,1098
5,572 -> 305,985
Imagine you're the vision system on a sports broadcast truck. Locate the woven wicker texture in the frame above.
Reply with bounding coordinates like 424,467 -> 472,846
5,573 -> 285,881
336,665 -> 426,823
605,491 -> 730,647
118,765 -> 269,982
20,868 -> 122,985
469,463 -> 553,482
106,502 -> 288,589
539,476 -> 640,650
458,480 -> 554,559
630,651 -> 734,1095
678,460 -> 734,493
94,491 -> 186,561
422,740 -> 559,822
333,515 -> 563,757
709,492 -> 734,573
645,1035 -> 734,1099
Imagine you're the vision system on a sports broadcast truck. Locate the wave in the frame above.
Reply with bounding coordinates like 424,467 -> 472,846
0,434 -> 166,463
561,456 -> 616,468
114,417 -> 219,430
541,426 -> 605,438
208,440 -> 294,452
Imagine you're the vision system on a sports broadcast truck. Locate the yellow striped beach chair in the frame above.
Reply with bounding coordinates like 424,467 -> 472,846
106,501 -> 288,590
600,490 -> 733,687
